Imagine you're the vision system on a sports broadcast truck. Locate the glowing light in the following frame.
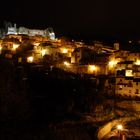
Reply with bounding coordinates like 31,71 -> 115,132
108,60 -> 118,68
117,124 -> 123,130
62,48 -> 68,53
135,60 -> 140,65
18,57 -> 22,63
27,56 -> 34,63
64,61 -> 70,66
125,70 -> 133,77
13,44 -> 19,50
88,65 -> 97,71
41,49 -> 46,56
0,46 -> 2,54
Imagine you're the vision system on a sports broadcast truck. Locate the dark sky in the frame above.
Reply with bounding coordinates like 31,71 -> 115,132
1,0 -> 140,40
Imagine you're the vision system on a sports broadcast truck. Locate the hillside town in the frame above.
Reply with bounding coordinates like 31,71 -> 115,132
1,23 -> 140,139
1,23 -> 140,99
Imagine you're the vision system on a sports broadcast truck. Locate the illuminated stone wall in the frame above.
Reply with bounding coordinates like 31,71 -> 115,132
7,24 -> 55,40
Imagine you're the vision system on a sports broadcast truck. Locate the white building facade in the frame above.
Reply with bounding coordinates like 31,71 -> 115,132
7,24 -> 55,40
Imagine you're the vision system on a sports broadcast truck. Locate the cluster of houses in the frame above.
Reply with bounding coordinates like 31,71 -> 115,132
1,25 -> 140,98
0,33 -> 75,64
105,45 -> 140,98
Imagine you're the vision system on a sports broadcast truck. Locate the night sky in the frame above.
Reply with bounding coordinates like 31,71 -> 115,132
1,0 -> 140,40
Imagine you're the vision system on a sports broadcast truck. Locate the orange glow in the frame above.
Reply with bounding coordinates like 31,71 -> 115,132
108,60 -> 118,68
41,49 -> 46,56
27,56 -> 34,63
64,61 -> 70,66
62,48 -> 68,53
125,70 -> 133,77
13,44 -> 19,50
88,65 -> 97,71
135,60 -> 140,65
117,124 -> 123,130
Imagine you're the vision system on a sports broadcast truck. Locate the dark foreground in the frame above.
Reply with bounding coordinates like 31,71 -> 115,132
0,58 -> 99,140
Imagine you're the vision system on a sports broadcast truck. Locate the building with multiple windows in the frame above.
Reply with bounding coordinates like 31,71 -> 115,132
105,45 -> 140,98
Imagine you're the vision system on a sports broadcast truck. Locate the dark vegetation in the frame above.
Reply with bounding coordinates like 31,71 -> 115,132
0,57 -> 103,139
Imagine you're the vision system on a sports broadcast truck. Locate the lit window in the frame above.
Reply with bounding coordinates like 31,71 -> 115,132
125,70 -> 133,77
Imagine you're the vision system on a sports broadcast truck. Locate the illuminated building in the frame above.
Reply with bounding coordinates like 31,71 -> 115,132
105,48 -> 140,98
6,23 -> 55,40
1,37 -> 21,53
7,24 -> 17,35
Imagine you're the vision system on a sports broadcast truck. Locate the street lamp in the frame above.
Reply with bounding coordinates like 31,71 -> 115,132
117,124 -> 123,140
27,56 -> 34,63
88,65 -> 96,71
117,124 -> 123,130
108,60 -> 118,71
63,61 -> 70,66
88,65 -> 97,75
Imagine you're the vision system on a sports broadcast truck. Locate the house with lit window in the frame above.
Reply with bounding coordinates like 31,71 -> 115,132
33,42 -> 60,62
116,77 -> 140,98
1,37 -> 20,56
105,45 -> 140,98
